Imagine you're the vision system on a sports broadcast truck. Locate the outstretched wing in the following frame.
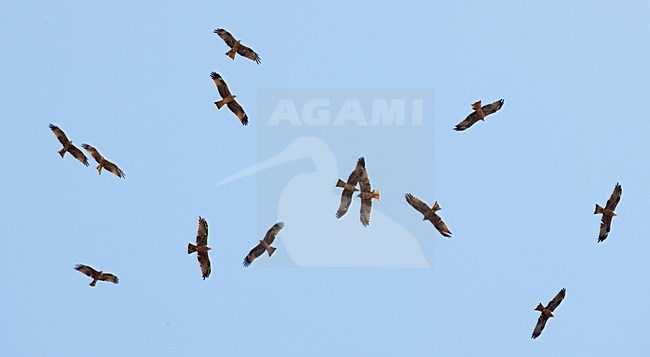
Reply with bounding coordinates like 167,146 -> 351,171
236,44 -> 261,64
210,72 -> 231,99
430,213 -> 452,238
347,157 -> 366,184
405,193 -> 431,216
214,28 -> 238,48
546,288 -> 566,311
263,222 -> 284,245
103,160 -> 125,178
196,217 -> 208,246
599,215 -> 613,242
531,314 -> 549,339
81,144 -> 103,164
359,170 -> 372,227
198,251 -> 211,279
49,124 -> 69,146
336,190 -> 354,219
605,183 -> 622,211
454,99 -> 505,131
482,99 -> 505,116
75,264 -> 98,278
243,243 -> 265,267
98,273 -> 119,284
226,101 -> 249,126
67,144 -> 89,166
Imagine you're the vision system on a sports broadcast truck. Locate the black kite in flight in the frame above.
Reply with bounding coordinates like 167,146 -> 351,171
405,193 -> 452,238
81,144 -> 125,178
74,264 -> 119,287
187,217 -> 211,280
454,99 -> 504,131
210,72 -> 249,126
532,288 -> 566,339
243,222 -> 284,267
49,124 -> 89,167
594,183 -> 622,243
214,28 -> 261,64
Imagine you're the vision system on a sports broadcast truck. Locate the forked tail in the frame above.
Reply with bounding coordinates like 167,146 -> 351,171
267,246 -> 277,257
335,179 -> 346,188
594,204 -> 604,214
188,243 -> 197,254
535,303 -> 544,312
371,190 -> 381,201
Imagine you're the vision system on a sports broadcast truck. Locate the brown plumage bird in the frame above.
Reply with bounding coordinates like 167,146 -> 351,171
532,288 -> 566,339
187,217 -> 211,280
213,28 -> 261,64
74,264 -> 119,287
210,72 -> 249,126
335,157 -> 366,219
49,124 -> 89,166
453,99 -> 504,131
358,169 -> 380,227
405,193 -> 452,238
81,144 -> 125,178
243,222 -> 284,267
594,183 -> 622,243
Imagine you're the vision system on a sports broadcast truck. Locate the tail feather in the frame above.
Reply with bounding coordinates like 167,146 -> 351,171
336,179 -> 346,188
594,204 -> 604,214
188,243 -> 197,254
58,148 -> 66,158
432,201 -> 441,211
471,101 -> 482,111
89,280 -> 97,287
226,49 -> 236,60
372,190 -> 381,201
535,303 -> 544,312
267,246 -> 277,257
215,99 -> 226,109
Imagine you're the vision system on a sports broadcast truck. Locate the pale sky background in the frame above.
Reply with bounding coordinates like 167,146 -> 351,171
2,1 -> 650,356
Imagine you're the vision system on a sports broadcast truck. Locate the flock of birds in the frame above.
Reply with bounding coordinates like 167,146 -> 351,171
48,28 -> 625,340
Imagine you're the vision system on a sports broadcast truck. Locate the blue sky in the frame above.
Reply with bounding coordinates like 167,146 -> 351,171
2,1 -> 650,356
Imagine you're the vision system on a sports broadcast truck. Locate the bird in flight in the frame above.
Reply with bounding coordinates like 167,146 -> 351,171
405,193 -> 452,238
81,144 -> 125,178
243,222 -> 284,267
531,288 -> 566,339
453,99 -> 505,131
49,124 -> 89,167
213,28 -> 261,64
594,183 -> 622,243
74,264 -> 119,287
210,72 -> 249,126
335,157 -> 366,219
187,217 -> 211,280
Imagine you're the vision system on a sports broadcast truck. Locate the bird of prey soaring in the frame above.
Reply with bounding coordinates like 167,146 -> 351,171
49,124 -> 89,166
187,217 -> 211,280
532,288 -> 566,339
358,168 -> 380,227
453,99 -> 505,131
594,183 -> 622,243
81,144 -> 125,178
213,28 -> 261,64
74,264 -> 119,287
210,72 -> 249,126
405,193 -> 452,238
243,222 -> 284,267
335,157 -> 366,219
